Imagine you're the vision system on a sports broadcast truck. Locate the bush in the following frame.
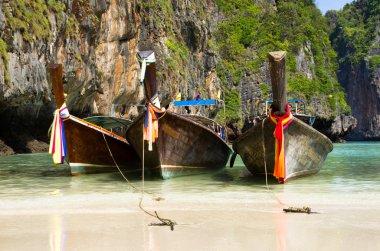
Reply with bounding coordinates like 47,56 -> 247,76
0,38 -> 10,86
369,55 -> 380,72
6,0 -> 51,42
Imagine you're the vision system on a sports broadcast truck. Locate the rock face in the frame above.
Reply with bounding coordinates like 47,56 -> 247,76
313,114 -> 357,142
296,41 -> 314,80
332,23 -> 380,140
339,28 -> 380,140
339,61 -> 380,140
327,0 -> 380,140
0,0 -> 222,154
0,0 -> 363,155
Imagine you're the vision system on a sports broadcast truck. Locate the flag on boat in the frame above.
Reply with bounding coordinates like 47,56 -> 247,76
49,103 -> 69,165
143,102 -> 165,151
217,90 -> 221,100
175,92 -> 182,101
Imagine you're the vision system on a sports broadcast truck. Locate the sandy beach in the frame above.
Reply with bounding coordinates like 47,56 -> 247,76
1,189 -> 380,251
1,145 -> 380,251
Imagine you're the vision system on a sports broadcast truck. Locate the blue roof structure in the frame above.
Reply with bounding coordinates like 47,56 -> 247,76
173,100 -> 217,107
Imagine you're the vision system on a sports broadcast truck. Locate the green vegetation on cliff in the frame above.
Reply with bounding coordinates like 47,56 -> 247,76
140,0 -> 175,31
327,0 -> 380,64
138,0 -> 206,96
369,55 -> 380,72
327,0 -> 380,71
215,0 -> 350,123
164,35 -> 190,74
5,0 -> 51,42
47,0 -> 65,13
3,0 -> 67,42
0,38 -> 10,86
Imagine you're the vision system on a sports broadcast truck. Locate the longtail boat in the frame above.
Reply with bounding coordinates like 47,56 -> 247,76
232,51 -> 333,182
49,64 -> 140,175
125,51 -> 231,179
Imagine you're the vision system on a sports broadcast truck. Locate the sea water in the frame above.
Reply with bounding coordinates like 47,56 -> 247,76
0,142 -> 379,204
0,142 -> 380,251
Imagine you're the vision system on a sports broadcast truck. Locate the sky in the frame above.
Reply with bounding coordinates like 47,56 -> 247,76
315,0 -> 354,15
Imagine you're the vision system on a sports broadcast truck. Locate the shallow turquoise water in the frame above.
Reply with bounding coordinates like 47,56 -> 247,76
0,142 -> 379,251
0,142 -> 379,201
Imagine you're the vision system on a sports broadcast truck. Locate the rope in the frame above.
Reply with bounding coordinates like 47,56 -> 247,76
139,120 -> 176,230
142,121 -> 145,194
101,129 -> 176,230
102,133 -> 138,190
262,118 -> 269,190
261,117 -> 287,207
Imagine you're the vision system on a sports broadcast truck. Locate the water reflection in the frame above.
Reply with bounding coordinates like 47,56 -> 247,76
276,206 -> 288,251
49,214 -> 66,251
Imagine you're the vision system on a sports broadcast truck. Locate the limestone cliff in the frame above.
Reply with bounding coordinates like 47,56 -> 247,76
340,32 -> 380,140
338,59 -> 380,140
216,0 -> 355,140
0,0 -> 222,153
0,0 -> 359,155
327,0 -> 380,140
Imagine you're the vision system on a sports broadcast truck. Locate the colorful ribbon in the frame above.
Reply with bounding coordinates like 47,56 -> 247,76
144,102 -> 165,151
269,104 -> 294,183
49,103 -> 69,165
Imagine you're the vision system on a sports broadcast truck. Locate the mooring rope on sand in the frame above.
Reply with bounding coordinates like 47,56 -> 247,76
102,133 -> 176,230
140,121 -> 176,230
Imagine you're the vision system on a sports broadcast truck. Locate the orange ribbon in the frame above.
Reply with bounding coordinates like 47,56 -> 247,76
269,104 -> 294,183
143,102 -> 165,151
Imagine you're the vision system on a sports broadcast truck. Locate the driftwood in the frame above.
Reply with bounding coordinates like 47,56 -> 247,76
283,206 -> 312,214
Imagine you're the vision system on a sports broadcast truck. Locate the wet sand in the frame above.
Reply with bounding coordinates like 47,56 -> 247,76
1,190 -> 380,251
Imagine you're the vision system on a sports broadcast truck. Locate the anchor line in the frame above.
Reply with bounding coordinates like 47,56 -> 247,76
101,127 -> 176,230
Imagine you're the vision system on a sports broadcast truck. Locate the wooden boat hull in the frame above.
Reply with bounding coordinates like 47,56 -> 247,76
63,116 -> 141,175
126,111 -> 232,179
233,118 -> 333,180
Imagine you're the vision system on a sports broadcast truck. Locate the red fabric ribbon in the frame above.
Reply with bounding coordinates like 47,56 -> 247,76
269,104 -> 294,183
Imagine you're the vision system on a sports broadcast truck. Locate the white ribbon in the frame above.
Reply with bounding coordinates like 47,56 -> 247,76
150,95 -> 161,109
140,59 -> 147,83
139,52 -> 156,83
59,105 -> 70,119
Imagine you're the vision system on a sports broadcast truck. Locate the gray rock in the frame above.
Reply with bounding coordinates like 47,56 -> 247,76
0,0 -> 5,34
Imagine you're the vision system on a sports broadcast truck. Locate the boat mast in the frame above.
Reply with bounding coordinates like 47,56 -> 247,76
268,51 -> 287,115
49,64 -> 65,108
144,61 -> 157,100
